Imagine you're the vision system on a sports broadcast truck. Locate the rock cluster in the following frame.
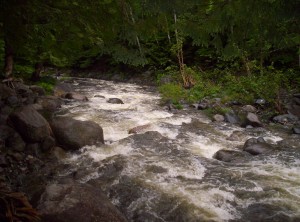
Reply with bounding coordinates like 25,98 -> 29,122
0,80 -> 126,221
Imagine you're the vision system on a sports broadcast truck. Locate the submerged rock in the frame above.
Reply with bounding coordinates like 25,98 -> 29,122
107,98 -> 124,104
37,182 -> 127,222
50,116 -> 104,150
213,149 -> 250,162
243,137 -> 274,155
64,92 -> 88,101
128,124 -> 151,134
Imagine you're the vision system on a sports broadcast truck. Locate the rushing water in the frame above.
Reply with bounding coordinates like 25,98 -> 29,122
56,77 -> 300,222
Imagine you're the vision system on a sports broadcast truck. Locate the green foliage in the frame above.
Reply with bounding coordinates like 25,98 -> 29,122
158,83 -> 186,103
36,76 -> 57,94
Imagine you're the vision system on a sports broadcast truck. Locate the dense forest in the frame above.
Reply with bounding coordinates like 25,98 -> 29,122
1,0 -> 300,107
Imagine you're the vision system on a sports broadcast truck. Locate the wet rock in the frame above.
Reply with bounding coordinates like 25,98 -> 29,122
9,105 -> 51,142
277,136 -> 300,149
292,127 -> 300,134
50,116 -> 104,150
242,105 -> 257,113
213,150 -> 250,162
64,92 -> 88,101
41,136 -> 56,152
107,98 -> 124,104
29,85 -> 46,96
37,182 -> 127,222
213,114 -> 224,122
128,124 -> 151,134
273,114 -> 298,124
94,94 -> 105,98
146,165 -> 168,173
226,131 -> 244,141
243,137 -> 274,155
245,112 -> 262,127
224,110 -> 240,124
51,146 -> 68,160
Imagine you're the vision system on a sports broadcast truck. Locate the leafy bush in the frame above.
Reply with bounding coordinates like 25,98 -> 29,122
158,83 -> 186,103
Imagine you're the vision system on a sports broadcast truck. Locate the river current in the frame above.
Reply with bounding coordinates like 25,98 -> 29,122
56,77 -> 300,222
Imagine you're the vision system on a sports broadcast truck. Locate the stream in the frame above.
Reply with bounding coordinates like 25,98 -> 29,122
55,77 -> 300,222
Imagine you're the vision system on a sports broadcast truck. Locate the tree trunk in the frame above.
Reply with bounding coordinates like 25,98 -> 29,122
31,62 -> 43,81
4,41 -> 14,78
241,55 -> 251,76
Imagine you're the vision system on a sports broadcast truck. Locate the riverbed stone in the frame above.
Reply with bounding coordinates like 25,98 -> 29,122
224,110 -> 240,124
245,112 -> 262,127
128,124 -> 151,134
50,116 -> 104,150
213,114 -> 225,122
273,114 -> 298,124
292,127 -> 300,134
9,105 -> 51,142
243,137 -> 274,155
64,92 -> 88,101
37,182 -> 127,222
107,98 -> 124,104
242,105 -> 257,113
226,131 -> 244,141
213,150 -> 250,162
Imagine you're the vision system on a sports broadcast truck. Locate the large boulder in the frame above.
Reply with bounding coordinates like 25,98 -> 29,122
243,137 -> 274,155
9,106 -> 51,143
35,96 -> 63,111
50,116 -> 104,150
37,182 -> 127,222
0,125 -> 25,151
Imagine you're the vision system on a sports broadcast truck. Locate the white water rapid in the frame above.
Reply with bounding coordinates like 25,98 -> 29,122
56,77 -> 300,222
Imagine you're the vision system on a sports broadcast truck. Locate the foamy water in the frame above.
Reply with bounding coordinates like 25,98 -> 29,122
59,77 -> 300,221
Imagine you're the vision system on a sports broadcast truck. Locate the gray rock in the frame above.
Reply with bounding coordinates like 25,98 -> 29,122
293,127 -> 300,134
37,182 -> 127,222
243,137 -> 274,155
226,131 -> 244,141
213,150 -> 250,162
50,116 -> 104,150
107,98 -> 124,104
54,83 -> 73,97
128,124 -> 151,134
224,110 -> 240,124
245,112 -> 262,127
213,114 -> 225,122
94,95 -> 105,98
273,114 -> 298,124
255,98 -> 266,105
64,92 -> 88,101
9,105 -> 51,142
287,104 -> 300,118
